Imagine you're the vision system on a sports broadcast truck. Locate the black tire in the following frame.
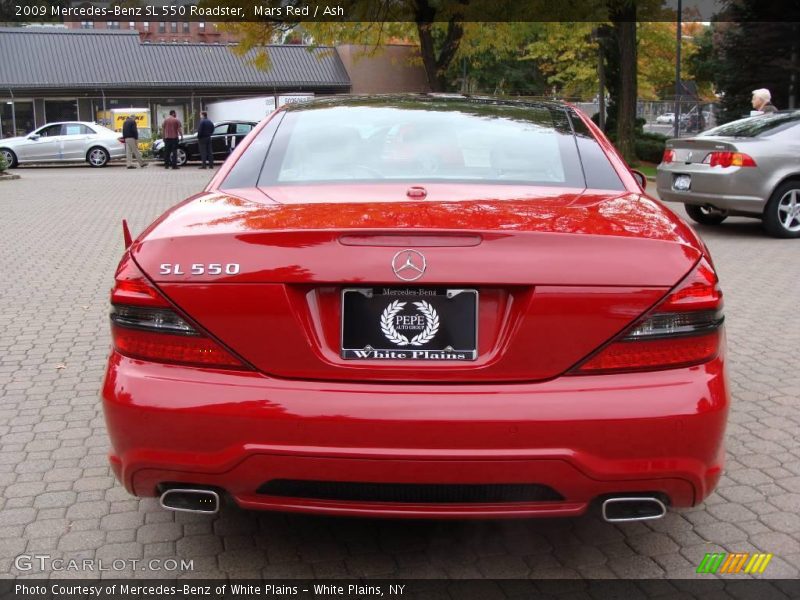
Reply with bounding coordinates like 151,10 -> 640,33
87,146 -> 109,168
763,181 -> 800,238
685,203 -> 728,226
1,148 -> 18,168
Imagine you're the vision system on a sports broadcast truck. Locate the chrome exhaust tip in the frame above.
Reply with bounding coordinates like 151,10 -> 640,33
602,497 -> 667,523
159,488 -> 220,514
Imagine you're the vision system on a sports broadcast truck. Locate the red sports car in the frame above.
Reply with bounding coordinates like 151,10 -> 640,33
102,96 -> 728,521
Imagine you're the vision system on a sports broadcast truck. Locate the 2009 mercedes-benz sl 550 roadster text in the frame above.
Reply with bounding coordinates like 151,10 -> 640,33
102,96 -> 728,522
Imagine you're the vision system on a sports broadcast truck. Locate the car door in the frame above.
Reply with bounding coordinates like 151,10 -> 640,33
60,123 -> 94,160
230,122 -> 254,153
211,123 -> 233,158
16,124 -> 63,161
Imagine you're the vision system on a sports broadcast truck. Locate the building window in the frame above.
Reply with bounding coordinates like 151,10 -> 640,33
182,22 -> 190,33
198,22 -> 205,31
80,21 -> 94,29
158,22 -> 165,33
170,22 -> 177,33
129,22 -> 135,29
107,21 -> 120,29
143,21 -> 149,30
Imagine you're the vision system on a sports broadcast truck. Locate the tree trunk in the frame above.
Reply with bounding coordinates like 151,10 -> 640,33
416,22 -> 445,92
611,6 -> 637,162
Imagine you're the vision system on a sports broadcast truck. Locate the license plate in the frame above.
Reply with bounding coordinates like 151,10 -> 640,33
673,174 -> 691,191
341,288 -> 478,361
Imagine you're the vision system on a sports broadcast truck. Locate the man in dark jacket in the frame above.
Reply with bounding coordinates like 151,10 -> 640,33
122,115 -> 147,169
196,111 -> 215,169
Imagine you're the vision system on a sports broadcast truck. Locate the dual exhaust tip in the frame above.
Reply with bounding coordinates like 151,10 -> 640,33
158,488 -> 667,521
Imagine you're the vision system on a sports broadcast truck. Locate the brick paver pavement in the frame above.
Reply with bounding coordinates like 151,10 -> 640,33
1,166 -> 799,580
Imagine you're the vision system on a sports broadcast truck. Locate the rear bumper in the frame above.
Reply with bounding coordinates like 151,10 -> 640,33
102,351 -> 729,518
656,168 -> 766,214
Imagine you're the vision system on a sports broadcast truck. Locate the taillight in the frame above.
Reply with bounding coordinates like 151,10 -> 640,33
661,149 -> 675,164
702,152 -> 757,168
573,257 -> 723,374
109,254 -> 247,369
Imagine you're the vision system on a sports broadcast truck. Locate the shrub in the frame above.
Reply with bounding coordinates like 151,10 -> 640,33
634,132 -> 668,164
0,151 -> 7,173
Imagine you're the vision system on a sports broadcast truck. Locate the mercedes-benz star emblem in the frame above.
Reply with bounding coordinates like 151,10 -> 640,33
391,249 -> 427,282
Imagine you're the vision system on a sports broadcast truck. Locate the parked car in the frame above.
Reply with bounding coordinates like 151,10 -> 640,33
103,96 -> 728,521
656,112 -> 675,124
152,120 -> 257,166
657,110 -> 800,237
0,121 -> 125,168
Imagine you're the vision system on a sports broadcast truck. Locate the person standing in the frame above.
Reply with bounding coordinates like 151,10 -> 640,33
196,111 -> 214,169
162,110 -> 183,169
122,115 -> 147,169
751,89 -> 778,114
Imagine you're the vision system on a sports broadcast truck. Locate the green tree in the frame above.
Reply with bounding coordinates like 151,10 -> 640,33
703,2 -> 800,123
523,23 -> 600,99
222,3 -> 528,92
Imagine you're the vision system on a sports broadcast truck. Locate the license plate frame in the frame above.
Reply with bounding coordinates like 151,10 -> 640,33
341,288 -> 478,361
673,174 -> 692,191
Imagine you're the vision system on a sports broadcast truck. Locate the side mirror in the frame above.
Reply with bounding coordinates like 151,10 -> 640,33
630,169 -> 647,189
28,134 -> 40,141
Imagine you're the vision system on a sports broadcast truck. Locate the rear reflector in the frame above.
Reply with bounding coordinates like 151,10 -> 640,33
661,149 -> 675,164
576,331 -> 720,373
574,257 -> 723,374
702,152 -> 757,168
109,254 -> 247,369
111,323 -> 244,368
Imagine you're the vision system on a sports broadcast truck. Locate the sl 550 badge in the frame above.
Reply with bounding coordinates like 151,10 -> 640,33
159,263 -> 240,275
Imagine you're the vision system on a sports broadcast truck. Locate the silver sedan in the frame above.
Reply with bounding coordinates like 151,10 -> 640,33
657,111 -> 800,238
0,121 -> 126,168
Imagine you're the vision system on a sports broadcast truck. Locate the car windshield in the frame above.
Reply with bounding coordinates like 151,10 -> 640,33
257,100 -> 586,188
700,111 -> 800,138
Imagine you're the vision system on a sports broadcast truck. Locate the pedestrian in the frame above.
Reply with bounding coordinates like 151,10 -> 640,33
751,89 -> 778,114
122,115 -> 147,169
162,110 -> 183,169
196,111 -> 214,169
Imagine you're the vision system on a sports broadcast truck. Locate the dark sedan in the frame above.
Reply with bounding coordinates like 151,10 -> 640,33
152,120 -> 257,166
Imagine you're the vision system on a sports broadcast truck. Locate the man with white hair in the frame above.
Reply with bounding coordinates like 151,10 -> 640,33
751,88 -> 778,114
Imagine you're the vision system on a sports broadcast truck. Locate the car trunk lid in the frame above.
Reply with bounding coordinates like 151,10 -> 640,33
666,137 -> 740,164
131,186 -> 702,382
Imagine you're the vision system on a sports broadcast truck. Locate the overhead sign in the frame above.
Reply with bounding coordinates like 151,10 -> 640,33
277,94 -> 314,107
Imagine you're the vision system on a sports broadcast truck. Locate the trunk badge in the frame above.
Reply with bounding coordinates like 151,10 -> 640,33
392,249 -> 427,281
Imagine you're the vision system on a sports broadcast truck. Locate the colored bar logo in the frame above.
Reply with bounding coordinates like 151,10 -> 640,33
697,552 -> 773,574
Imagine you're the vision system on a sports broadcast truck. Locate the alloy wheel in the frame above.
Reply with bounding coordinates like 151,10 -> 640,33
88,148 -> 108,167
777,189 -> 800,233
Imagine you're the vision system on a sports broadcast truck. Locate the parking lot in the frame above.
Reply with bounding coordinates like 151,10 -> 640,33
1,165 -> 799,581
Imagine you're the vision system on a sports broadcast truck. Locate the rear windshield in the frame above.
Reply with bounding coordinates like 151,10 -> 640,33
700,111 -> 800,138
221,99 -> 626,192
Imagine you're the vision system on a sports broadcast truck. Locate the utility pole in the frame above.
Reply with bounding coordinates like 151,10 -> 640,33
790,25 -> 797,109
673,0 -> 682,138
592,27 -> 608,131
